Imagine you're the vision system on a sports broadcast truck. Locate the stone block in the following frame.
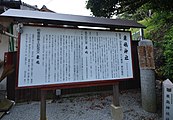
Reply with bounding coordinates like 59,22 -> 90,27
111,104 -> 123,120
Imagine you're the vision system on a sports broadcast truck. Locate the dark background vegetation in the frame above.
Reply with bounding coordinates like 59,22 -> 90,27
86,0 -> 173,81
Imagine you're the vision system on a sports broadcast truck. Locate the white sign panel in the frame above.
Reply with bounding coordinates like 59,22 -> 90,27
18,26 -> 133,87
163,79 -> 173,120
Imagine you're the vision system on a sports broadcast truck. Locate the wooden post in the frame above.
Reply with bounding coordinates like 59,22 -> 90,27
112,83 -> 119,106
111,82 -> 123,120
40,90 -> 47,120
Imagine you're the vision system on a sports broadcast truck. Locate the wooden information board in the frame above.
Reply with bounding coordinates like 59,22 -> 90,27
17,26 -> 133,88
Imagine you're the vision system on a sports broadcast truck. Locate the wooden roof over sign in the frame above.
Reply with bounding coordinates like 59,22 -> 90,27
0,9 -> 145,29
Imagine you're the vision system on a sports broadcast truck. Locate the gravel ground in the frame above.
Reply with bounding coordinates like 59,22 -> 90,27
2,89 -> 162,120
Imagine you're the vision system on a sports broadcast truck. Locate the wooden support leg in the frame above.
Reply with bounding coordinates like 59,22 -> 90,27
40,90 -> 47,120
111,83 -> 123,120
112,83 -> 119,106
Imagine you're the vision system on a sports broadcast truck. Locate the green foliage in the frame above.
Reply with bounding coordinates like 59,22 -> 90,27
86,0 -> 173,81
131,12 -> 173,81
140,11 -> 173,81
86,0 -> 173,18
117,3 -> 153,21
86,0 -> 118,18
140,12 -> 173,40
162,27 -> 173,80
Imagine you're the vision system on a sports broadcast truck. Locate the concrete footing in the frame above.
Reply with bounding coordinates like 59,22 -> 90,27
111,104 -> 123,120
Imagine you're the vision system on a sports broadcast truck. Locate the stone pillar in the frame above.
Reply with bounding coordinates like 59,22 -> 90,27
137,39 -> 156,112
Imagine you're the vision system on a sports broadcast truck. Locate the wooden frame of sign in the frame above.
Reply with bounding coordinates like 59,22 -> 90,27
16,25 -> 134,89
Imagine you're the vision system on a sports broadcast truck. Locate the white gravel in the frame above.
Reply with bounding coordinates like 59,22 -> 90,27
2,89 -> 162,120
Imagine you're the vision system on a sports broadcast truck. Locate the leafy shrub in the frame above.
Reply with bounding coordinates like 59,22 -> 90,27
142,11 -> 173,81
